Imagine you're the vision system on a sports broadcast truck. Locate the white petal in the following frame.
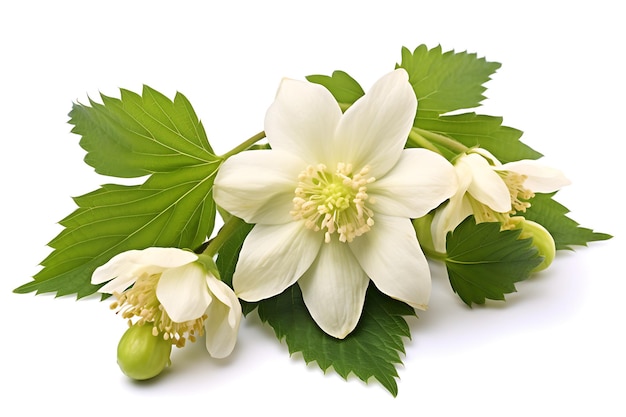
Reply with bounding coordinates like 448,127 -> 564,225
264,78 -> 342,164
349,214 -> 431,309
298,240 -> 369,339
429,162 -> 475,252
203,276 -> 242,358
92,248 -> 197,293
214,150 -> 304,224
461,153 -> 511,212
498,159 -> 571,192
233,222 -> 323,301
156,263 -> 212,322
334,69 -> 417,177
430,195 -> 473,253
368,148 -> 457,218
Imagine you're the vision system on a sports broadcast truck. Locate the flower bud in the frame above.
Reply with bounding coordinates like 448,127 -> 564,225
117,323 -> 172,380
512,217 -> 556,272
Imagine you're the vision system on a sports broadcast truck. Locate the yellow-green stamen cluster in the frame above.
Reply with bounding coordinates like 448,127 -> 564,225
110,272 -> 206,348
291,162 -> 376,243
499,170 -> 534,213
469,170 -> 535,231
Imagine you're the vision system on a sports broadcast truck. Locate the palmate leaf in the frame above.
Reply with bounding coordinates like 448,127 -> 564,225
15,87 -> 220,297
522,192 -> 612,250
257,284 -> 415,397
445,217 -> 543,306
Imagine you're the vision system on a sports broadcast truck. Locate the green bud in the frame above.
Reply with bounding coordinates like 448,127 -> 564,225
117,323 -> 172,380
512,217 -> 556,272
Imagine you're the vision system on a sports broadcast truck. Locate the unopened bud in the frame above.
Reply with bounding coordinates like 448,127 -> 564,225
117,323 -> 172,380
512,217 -> 556,272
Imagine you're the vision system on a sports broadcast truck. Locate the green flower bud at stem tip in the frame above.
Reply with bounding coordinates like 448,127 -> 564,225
117,323 -> 172,380
511,217 -> 556,272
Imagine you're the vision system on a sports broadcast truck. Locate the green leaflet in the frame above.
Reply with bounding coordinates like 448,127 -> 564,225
257,284 -> 415,397
522,192 -> 612,250
397,44 -> 501,117
15,87 -> 219,297
306,70 -> 365,105
73,85 -> 215,178
414,112 -> 542,163
445,217 -> 543,306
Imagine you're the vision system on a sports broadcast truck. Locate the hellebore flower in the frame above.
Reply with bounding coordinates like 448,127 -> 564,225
430,148 -> 570,252
213,69 -> 457,339
92,247 -> 241,358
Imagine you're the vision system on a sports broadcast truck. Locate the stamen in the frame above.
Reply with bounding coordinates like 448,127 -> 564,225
110,272 -> 206,348
498,171 -> 535,213
291,163 -> 376,243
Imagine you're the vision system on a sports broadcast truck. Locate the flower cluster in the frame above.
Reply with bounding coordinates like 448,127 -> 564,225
87,67 -> 576,382
15,44 -> 610,395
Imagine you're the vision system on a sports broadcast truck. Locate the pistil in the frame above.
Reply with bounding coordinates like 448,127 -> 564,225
291,163 -> 376,243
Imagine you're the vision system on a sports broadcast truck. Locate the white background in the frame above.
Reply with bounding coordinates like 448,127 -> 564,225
2,1 -> 623,415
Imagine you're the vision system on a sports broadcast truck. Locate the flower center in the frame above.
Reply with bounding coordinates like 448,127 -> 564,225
291,162 -> 376,243
498,170 -> 534,213
110,273 -> 206,348
468,170 -> 535,230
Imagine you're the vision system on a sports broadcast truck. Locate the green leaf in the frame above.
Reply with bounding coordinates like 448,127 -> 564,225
397,44 -> 501,117
415,112 -> 542,163
257,284 -> 415,397
15,87 -> 220,297
71,85 -> 215,178
522,192 -> 612,250
445,217 -> 543,306
306,70 -> 365,105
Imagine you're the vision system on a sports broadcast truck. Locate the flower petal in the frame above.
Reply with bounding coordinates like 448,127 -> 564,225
203,276 -> 242,358
214,149 -> 304,224
429,161 -> 475,253
368,148 -> 457,218
349,214 -> 431,309
430,195 -> 473,253
233,222 -> 323,301
498,159 -> 571,192
92,248 -> 198,293
298,240 -> 369,339
156,263 -> 212,322
333,69 -> 417,177
264,78 -> 342,164
461,153 -> 511,212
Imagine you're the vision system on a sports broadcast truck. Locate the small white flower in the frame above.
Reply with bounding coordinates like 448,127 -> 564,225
214,69 -> 457,339
430,148 -> 571,252
91,247 -> 241,358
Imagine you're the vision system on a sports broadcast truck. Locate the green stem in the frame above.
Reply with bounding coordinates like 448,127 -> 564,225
203,216 -> 246,257
408,129 -> 442,154
221,131 -> 266,159
412,127 -> 469,153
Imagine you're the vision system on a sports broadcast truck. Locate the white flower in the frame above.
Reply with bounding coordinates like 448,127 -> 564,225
430,148 -> 571,252
213,69 -> 457,339
91,247 -> 242,358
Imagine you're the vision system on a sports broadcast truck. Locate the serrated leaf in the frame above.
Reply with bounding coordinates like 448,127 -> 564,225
71,85 -> 215,178
257,284 -> 415,396
522,192 -> 612,250
397,44 -> 501,117
445,217 -> 543,306
415,112 -> 542,163
15,87 -> 220,297
306,70 -> 365,105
